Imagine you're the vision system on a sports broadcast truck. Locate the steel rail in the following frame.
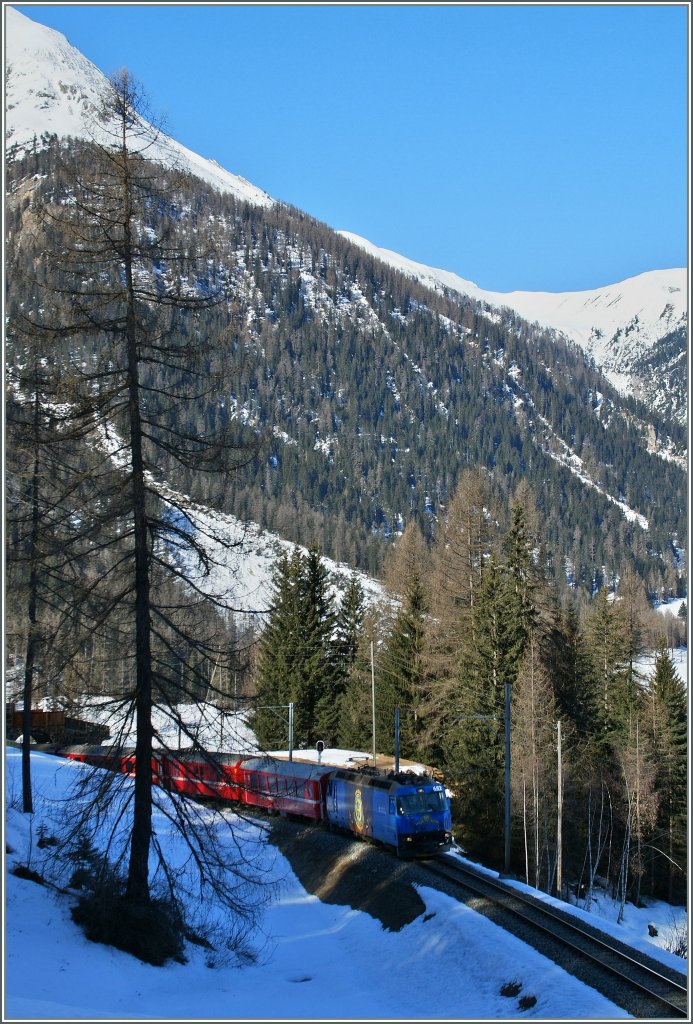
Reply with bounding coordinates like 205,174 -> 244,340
424,855 -> 688,1019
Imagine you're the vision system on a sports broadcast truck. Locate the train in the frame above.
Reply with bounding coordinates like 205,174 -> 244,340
27,743 -> 453,858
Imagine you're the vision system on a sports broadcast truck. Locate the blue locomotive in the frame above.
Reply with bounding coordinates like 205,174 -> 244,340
326,767 -> 452,857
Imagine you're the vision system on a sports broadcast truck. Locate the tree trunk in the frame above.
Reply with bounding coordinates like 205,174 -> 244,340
21,386 -> 42,814
124,149 -> 153,907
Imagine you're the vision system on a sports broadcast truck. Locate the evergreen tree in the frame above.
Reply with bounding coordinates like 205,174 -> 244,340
252,545 -> 341,749
252,548 -> 305,750
303,546 -> 340,746
501,500 -> 541,674
449,556 -> 511,865
334,572 -> 366,677
548,599 -> 598,734
329,571 -> 366,742
615,569 -> 650,729
337,601 -> 385,752
582,587 -> 632,743
423,469 -> 496,760
647,641 -> 687,902
376,569 -> 429,759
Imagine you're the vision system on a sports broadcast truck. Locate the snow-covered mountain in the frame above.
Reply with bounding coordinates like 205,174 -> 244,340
5,5 -> 687,420
338,232 -> 688,417
4,6 -> 273,209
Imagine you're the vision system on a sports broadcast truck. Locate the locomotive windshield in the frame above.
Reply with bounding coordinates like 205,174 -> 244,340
396,790 -> 446,815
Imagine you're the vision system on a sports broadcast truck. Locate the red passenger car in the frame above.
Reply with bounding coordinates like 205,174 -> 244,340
237,757 -> 333,820
160,751 -> 248,802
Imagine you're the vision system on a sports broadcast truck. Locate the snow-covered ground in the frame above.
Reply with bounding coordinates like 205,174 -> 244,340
4,748 -> 687,1021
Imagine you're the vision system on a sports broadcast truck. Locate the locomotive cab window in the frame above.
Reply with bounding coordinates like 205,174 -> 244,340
396,791 -> 446,814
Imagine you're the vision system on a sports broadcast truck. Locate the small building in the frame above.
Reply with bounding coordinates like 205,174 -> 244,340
6,704 -> 110,745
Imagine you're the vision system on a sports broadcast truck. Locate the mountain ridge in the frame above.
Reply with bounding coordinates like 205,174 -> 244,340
4,4 -> 687,425
338,231 -> 688,419
4,6 -> 274,209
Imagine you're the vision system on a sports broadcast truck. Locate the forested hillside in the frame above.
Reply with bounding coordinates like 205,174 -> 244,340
6,137 -> 687,599
5,61 -> 687,963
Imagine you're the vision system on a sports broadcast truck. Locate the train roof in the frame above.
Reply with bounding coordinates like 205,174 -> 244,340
240,756 -> 335,780
331,767 -> 440,792
59,744 -> 136,756
164,750 -> 250,766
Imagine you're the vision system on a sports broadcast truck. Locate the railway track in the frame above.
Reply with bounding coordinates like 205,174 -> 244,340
423,853 -> 688,1019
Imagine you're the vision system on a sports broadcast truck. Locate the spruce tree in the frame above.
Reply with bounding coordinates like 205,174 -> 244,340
648,641 -> 687,902
252,548 -> 305,749
376,570 -> 429,759
337,601 -> 385,752
582,587 -> 632,744
449,556 -> 511,864
303,546 -> 339,746
252,545 -> 341,749
326,571 -> 365,744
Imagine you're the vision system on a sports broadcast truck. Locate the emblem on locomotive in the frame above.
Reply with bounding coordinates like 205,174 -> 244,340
353,787 -> 365,832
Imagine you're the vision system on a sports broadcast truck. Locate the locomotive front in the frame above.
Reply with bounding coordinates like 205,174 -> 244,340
392,778 -> 452,857
326,769 -> 452,857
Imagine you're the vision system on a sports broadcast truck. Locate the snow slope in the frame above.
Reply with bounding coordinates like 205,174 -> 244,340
5,748 -> 687,1021
338,231 -> 688,398
4,6 -> 274,208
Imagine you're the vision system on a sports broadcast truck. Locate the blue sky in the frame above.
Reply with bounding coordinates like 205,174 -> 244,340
13,3 -> 689,292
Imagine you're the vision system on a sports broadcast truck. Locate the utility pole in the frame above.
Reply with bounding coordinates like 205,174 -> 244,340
371,641 -> 376,768
556,719 -> 563,899
504,681 -> 511,875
